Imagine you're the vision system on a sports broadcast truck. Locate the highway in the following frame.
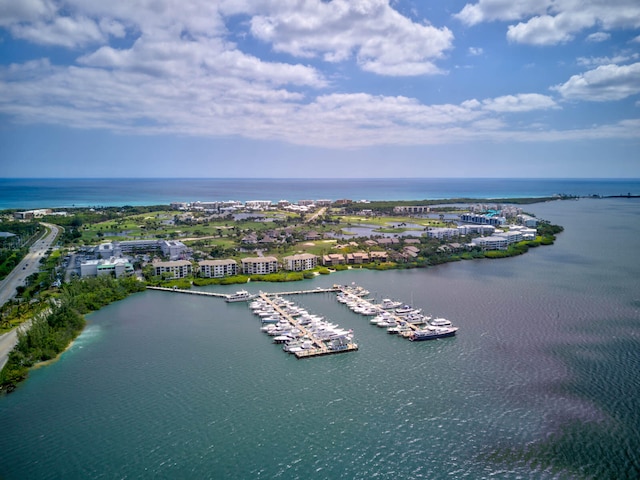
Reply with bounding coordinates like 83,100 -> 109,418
0,223 -> 60,370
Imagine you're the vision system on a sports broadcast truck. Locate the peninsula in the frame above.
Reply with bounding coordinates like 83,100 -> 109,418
0,196 -> 563,392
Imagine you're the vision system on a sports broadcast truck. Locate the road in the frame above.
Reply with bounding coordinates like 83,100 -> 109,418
306,206 -> 327,223
0,223 -> 59,370
0,223 -> 59,307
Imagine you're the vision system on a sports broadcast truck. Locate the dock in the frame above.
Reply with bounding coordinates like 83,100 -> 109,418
262,287 -> 340,296
148,282 -> 455,351
147,285 -> 340,299
146,286 -> 230,298
334,286 -> 421,338
254,292 -> 358,359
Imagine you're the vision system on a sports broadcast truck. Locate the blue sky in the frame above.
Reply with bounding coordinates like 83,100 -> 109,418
0,0 -> 639,178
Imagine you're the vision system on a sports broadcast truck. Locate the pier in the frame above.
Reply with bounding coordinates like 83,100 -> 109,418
334,287 -> 426,339
146,286 -> 230,298
148,283 -> 456,350
255,292 -> 358,359
146,285 -> 340,299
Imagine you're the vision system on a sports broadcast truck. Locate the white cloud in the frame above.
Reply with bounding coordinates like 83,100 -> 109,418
481,93 -> 558,112
246,0 -> 454,76
454,0 -> 548,26
0,0 -> 638,150
455,0 -> 640,46
10,16 -> 107,48
506,12 -> 593,45
552,62 -> 640,101
0,54 -> 597,148
0,0 -> 56,26
577,53 -> 639,68
586,32 -> 610,42
468,47 -> 483,56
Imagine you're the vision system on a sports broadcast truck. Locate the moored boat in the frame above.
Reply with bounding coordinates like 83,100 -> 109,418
409,326 -> 458,341
226,290 -> 256,302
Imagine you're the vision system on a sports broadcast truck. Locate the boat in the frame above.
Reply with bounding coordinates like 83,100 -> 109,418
226,290 -> 256,302
430,318 -> 452,327
378,298 -> 402,309
409,326 -> 458,341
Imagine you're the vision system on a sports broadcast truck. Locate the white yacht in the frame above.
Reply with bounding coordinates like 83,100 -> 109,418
226,290 -> 256,302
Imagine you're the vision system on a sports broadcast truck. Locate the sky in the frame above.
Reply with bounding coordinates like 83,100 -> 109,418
0,0 -> 639,178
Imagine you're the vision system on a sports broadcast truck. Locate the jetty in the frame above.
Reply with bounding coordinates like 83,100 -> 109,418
146,286 -> 230,298
147,285 -> 339,299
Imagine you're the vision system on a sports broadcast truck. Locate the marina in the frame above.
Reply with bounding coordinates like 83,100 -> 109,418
335,285 -> 458,341
250,292 -> 358,359
148,283 -> 458,357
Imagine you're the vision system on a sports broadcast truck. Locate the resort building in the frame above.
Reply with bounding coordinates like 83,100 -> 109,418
457,225 -> 496,236
369,251 -> 389,262
460,213 -> 506,226
471,230 -> 524,251
198,259 -> 238,278
346,252 -> 369,264
322,253 -> 346,266
153,260 -> 192,279
282,253 -> 318,271
393,206 -> 430,214
241,256 -> 279,275
97,240 -> 188,260
13,209 -> 52,220
403,246 -> 420,258
376,238 -> 400,246
426,227 -> 460,240
80,258 -> 134,278
517,214 -> 539,227
245,200 -> 272,210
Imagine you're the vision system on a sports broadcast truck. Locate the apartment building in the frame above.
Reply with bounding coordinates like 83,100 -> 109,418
282,253 -> 318,271
198,259 -> 238,278
241,256 -> 279,275
153,260 -> 192,279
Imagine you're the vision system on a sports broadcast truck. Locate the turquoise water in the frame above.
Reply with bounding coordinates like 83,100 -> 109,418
1,198 -> 639,478
1,177 -> 639,209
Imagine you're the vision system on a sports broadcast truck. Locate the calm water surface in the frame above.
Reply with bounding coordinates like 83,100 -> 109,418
1,177 -> 639,209
0,198 -> 639,479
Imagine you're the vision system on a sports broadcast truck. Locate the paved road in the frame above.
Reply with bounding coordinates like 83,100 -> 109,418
0,223 -> 59,307
0,223 -> 59,370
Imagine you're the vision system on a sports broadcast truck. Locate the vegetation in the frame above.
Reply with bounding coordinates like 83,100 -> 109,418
0,275 -> 145,393
0,221 -> 44,280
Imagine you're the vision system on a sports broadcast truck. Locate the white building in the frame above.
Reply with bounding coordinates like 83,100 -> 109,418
80,258 -> 134,278
457,224 -> 496,236
199,259 -> 238,278
97,240 -> 187,260
241,256 -> 279,275
426,227 -> 459,240
153,260 -> 192,279
517,214 -> 539,227
161,240 -> 188,260
245,200 -> 273,210
471,230 -> 524,250
393,206 -> 430,214
460,213 -> 506,226
283,253 -> 318,271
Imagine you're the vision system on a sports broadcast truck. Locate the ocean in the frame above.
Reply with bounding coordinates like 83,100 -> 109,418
0,184 -> 639,478
0,177 -> 639,209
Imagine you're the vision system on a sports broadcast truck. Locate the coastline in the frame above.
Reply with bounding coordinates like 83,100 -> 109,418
1,177 -> 639,210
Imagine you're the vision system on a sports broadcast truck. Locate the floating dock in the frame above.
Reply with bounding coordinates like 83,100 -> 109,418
148,283 -> 456,350
254,292 -> 358,359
